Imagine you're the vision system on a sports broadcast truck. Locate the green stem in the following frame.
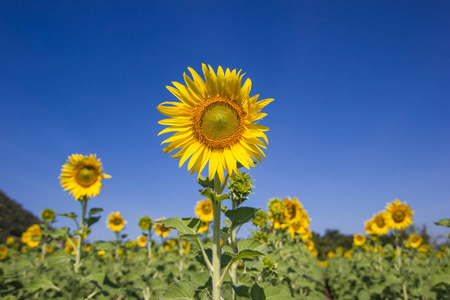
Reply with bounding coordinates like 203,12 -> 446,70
212,175 -> 222,300
195,238 -> 213,275
74,197 -> 88,273
402,282 -> 409,300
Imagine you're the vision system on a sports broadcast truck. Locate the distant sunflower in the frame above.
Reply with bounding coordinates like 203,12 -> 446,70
157,64 -> 273,183
353,234 -> 366,246
107,212 -> 127,232
59,154 -> 111,200
370,211 -> 390,235
268,198 -> 284,215
41,208 -> 55,223
364,218 -> 376,236
155,219 -> 171,238
407,233 -> 423,249
198,221 -> 210,233
385,199 -> 413,230
138,216 -> 153,231
137,235 -> 147,247
195,199 -> 214,222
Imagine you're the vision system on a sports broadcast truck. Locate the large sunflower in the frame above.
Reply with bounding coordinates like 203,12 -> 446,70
157,64 -> 273,183
59,154 -> 111,200
370,211 -> 390,235
385,199 -> 414,230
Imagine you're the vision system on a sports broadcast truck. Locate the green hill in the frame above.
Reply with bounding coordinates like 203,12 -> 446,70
0,190 -> 42,242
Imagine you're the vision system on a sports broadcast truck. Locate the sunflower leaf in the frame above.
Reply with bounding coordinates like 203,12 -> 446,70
198,176 -> 214,189
59,213 -> 78,221
223,238 -> 268,263
195,248 -> 232,270
225,207 -> 258,231
199,188 -> 230,203
86,216 -> 101,227
155,218 -> 202,239
434,219 -> 450,227
161,280 -> 195,300
88,208 -> 104,216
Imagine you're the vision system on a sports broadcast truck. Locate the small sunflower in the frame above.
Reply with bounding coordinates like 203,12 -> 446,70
406,233 -> 423,249
268,198 -> 284,215
370,211 -> 390,235
21,224 -> 42,248
59,154 -> 111,200
252,210 -> 268,227
327,251 -> 335,258
354,234 -> 366,246
6,237 -> 15,245
365,218 -> 376,236
155,218 -> 171,238
107,212 -> 127,232
139,216 -> 153,231
198,221 -> 210,233
137,235 -> 147,247
41,208 -> 56,223
195,199 -> 213,222
385,199 -> 413,230
157,64 -> 273,184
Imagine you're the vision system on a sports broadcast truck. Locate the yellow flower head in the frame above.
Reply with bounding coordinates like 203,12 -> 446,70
327,251 -> 335,258
155,218 -> 171,238
157,64 -> 273,183
107,212 -> 127,232
137,235 -> 147,247
288,219 -> 307,238
318,260 -> 329,267
195,199 -> 213,222
252,210 -> 268,227
6,237 -> 15,245
365,218 -> 376,236
164,239 -> 176,252
46,245 -> 55,254
283,197 -> 304,222
303,239 -> 315,252
182,240 -> 191,254
198,221 -> 210,233
21,224 -> 42,248
0,246 -> 8,260
64,237 -> 78,254
268,198 -> 284,215
138,216 -> 153,231
97,250 -> 106,256
370,211 -> 390,235
59,154 -> 111,200
406,233 -> 423,249
41,208 -> 56,223
344,251 -> 353,258
385,199 -> 413,230
354,234 -> 366,246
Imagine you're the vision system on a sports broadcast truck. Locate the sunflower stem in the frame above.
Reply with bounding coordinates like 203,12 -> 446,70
212,175 -> 222,300
74,196 -> 88,273
147,230 -> 152,265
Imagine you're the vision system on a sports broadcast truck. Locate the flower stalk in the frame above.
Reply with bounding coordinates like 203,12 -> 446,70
212,175 -> 222,300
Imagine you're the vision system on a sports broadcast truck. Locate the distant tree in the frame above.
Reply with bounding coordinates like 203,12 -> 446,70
313,229 -> 353,260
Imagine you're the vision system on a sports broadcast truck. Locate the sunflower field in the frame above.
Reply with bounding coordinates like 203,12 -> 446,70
1,65 -> 449,300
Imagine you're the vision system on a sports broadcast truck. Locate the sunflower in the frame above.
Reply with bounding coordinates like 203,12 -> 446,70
107,212 -> 127,232
6,237 -> 15,245
198,221 -> 210,233
406,233 -> 423,249
283,198 -> 303,222
21,224 -> 42,248
385,199 -> 413,230
41,208 -> 55,223
157,64 -> 273,184
364,218 -> 376,236
139,216 -> 153,231
137,235 -> 147,247
59,154 -> 111,200
353,234 -> 366,246
268,198 -> 284,215
370,211 -> 390,235
155,219 -> 171,238
195,199 -> 214,222
288,220 -> 307,238
252,210 -> 268,227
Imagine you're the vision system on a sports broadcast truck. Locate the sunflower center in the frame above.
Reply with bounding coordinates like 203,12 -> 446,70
202,204 -> 212,214
376,217 -> 385,228
76,167 -> 98,187
113,218 -> 122,225
193,96 -> 246,150
393,210 -> 405,222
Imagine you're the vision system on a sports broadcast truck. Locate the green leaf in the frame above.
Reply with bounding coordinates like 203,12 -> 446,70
261,283 -> 293,300
198,289 -> 213,300
26,277 -> 60,293
96,241 -> 116,251
225,207 -> 258,231
434,219 -> 450,227
86,216 -> 101,227
59,213 -> 78,221
198,176 -> 214,189
250,283 -> 265,300
199,188 -> 230,203
48,227 -> 69,239
226,282 -> 250,297
195,248 -> 232,270
155,217 -> 202,239
161,281 -> 195,300
223,238 -> 268,263
88,208 -> 104,216
84,271 -> 105,287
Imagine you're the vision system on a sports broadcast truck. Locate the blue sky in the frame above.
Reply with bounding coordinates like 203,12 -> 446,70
1,1 -> 449,243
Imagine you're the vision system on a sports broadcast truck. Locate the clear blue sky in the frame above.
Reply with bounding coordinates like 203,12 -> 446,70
1,1 -> 449,243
